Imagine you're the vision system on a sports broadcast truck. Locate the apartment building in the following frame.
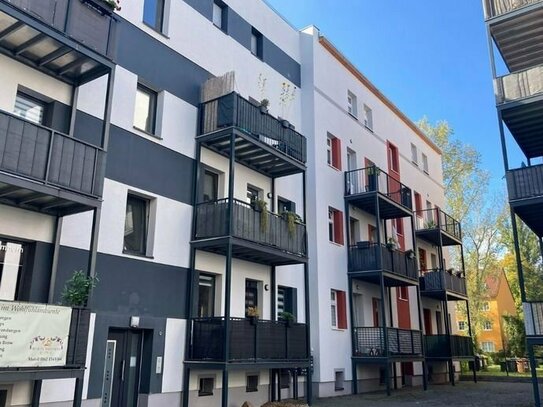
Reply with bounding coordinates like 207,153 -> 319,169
483,0 -> 543,406
0,0 -> 473,406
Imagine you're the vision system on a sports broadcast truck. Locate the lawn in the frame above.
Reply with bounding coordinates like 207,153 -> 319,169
476,364 -> 543,377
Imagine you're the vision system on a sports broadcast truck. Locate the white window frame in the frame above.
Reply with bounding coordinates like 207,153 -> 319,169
328,207 -> 335,243
422,153 -> 429,174
326,136 -> 333,166
212,1 -> 225,30
363,104 -> 373,131
458,320 -> 467,331
330,289 -> 338,328
482,302 -> 490,311
347,91 -> 357,118
411,143 -> 418,165
481,341 -> 495,352
483,320 -> 493,331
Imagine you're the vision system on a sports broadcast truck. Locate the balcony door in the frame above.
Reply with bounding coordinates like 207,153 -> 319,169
372,298 -> 381,327
353,293 -> 364,327
0,240 -> 25,301
198,273 -> 216,318
387,141 -> 401,203
245,279 -> 260,317
436,311 -> 444,334
423,308 -> 433,334
347,149 -> 358,193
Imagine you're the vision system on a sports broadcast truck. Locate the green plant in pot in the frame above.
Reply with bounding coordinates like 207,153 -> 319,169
246,306 -> 259,325
281,211 -> 303,236
425,219 -> 437,229
386,237 -> 398,251
101,0 -> 121,11
278,311 -> 296,326
259,98 -> 269,114
254,199 -> 268,232
61,270 -> 99,307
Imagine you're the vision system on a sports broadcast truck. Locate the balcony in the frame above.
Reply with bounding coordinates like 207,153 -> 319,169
506,165 -> 543,236
188,317 -> 309,366
419,269 -> 467,301
485,0 -> 543,73
345,166 -> 413,219
193,198 -> 307,265
0,0 -> 116,84
198,92 -> 306,178
415,208 -> 462,246
425,335 -> 474,359
524,302 -> 543,340
0,110 -> 105,215
348,242 -> 418,286
352,327 -> 423,360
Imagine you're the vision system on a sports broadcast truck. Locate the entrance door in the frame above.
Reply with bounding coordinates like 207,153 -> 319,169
106,330 -> 143,407
423,308 -> 433,334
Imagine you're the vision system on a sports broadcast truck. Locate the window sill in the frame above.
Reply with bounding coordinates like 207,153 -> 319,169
328,164 -> 342,172
133,126 -> 163,140
198,393 -> 213,397
122,251 -> 155,260
348,112 -> 358,120
142,22 -> 170,39
212,23 -> 228,35
364,125 -> 374,133
329,241 -> 344,247
331,327 -> 347,331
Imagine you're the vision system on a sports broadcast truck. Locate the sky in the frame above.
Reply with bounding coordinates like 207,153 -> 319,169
265,0 -> 523,191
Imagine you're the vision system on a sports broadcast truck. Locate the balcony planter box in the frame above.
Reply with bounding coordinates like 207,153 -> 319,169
65,307 -> 91,367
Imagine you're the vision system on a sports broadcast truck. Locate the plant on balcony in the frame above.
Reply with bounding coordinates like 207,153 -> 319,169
100,0 -> 121,11
61,270 -> 99,307
366,166 -> 380,191
281,211 -> 302,236
425,219 -> 437,229
246,306 -> 259,325
278,311 -> 296,327
254,199 -> 268,232
386,237 -> 398,251
405,249 -> 416,259
259,98 -> 269,114
279,82 -> 297,123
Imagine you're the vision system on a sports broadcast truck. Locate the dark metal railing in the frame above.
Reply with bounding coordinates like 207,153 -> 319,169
353,327 -> 423,357
7,0 -> 117,57
484,0 -> 542,19
415,208 -> 462,240
425,335 -> 474,358
189,317 -> 309,362
0,110 -> 104,198
66,307 -> 91,366
345,166 -> 412,210
200,92 -> 307,163
348,242 -> 418,281
506,164 -> 543,201
420,269 -> 467,296
194,198 -> 307,256
524,302 -> 543,336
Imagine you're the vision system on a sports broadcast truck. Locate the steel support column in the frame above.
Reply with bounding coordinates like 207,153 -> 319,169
48,216 -> 63,303
528,343 -> 541,407
31,380 -> 42,407
465,299 -> 477,383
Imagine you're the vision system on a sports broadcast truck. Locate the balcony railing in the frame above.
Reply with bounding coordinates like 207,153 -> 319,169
200,92 -> 306,163
524,302 -> 543,336
7,0 -> 117,57
345,166 -> 412,210
425,335 -> 474,358
348,242 -> 418,281
484,0 -> 542,19
353,327 -> 423,358
194,198 -> 307,256
420,269 -> 467,297
189,317 -> 309,362
0,110 -> 105,198
415,208 -> 462,240
506,164 -> 543,201
495,65 -> 543,105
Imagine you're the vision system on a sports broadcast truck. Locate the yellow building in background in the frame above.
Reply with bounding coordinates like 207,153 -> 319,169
477,270 -> 517,353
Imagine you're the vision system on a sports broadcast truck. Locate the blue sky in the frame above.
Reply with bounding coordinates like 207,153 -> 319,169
266,0 -> 522,189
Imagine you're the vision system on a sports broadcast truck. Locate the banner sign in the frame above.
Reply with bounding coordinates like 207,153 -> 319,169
0,301 -> 72,367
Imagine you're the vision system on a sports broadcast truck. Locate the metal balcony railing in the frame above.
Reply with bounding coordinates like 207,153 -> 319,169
415,208 -> 462,240
200,92 -> 307,163
506,164 -> 543,201
348,242 -> 418,281
189,317 -> 309,362
524,302 -> 543,336
0,110 -> 105,198
353,327 -> 423,357
420,269 -> 467,296
484,0 -> 542,19
425,335 -> 474,358
345,166 -> 413,210
495,64 -> 543,104
194,198 -> 307,256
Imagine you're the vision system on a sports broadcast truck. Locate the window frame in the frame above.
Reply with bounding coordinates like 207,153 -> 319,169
326,133 -> 342,170
143,0 -> 165,33
246,374 -> 259,393
201,169 -> 219,202
198,376 -> 215,397
458,320 -> 467,331
482,302 -> 490,312
422,153 -> 429,174
483,320 -> 493,331
328,207 -> 344,245
134,83 -> 158,136
212,0 -> 227,32
411,143 -> 418,166
363,104 -> 373,131
123,194 -> 151,257
197,273 -> 216,318
14,91 -> 46,125
250,27 -> 263,59
347,91 -> 358,118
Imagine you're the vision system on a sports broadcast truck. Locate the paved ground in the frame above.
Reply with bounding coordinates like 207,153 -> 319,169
313,381 -> 543,407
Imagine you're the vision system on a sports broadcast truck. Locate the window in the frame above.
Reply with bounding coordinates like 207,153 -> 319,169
124,195 -> 149,256
363,105 -> 373,131
143,0 -> 165,32
368,225 -> 377,243
277,286 -> 297,318
430,253 -> 437,269
134,83 -> 157,135
280,370 -> 290,389
328,207 -> 344,245
246,185 -> 261,204
202,170 -> 219,202
277,197 -> 295,214
0,240 -> 25,301
334,370 -> 345,391
349,217 -> 360,245
483,320 -> 493,331
458,321 -> 467,331
330,289 -> 347,329
245,279 -> 259,317
387,142 -> 399,174
422,153 -> 429,174
347,91 -> 357,117
481,341 -> 495,352
251,27 -> 263,59
482,302 -> 490,311
198,377 -> 214,397
411,143 -> 418,165
326,133 -> 342,170
14,92 -> 45,125
212,1 -> 227,31
246,374 -> 259,392
198,274 -> 215,317
398,286 -> 409,301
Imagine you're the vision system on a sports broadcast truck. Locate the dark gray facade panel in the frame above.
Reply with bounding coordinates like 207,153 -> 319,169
19,241 -> 53,303
116,18 -> 211,106
73,109 -> 102,146
87,313 -> 167,399
181,0 -> 301,86
106,125 -> 195,205
54,246 -> 189,319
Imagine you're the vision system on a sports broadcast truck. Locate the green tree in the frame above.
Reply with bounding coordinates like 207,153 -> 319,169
502,313 -> 526,357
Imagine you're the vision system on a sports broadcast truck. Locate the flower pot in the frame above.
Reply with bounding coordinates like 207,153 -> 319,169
249,316 -> 258,326
281,119 -> 290,128
259,105 -> 268,114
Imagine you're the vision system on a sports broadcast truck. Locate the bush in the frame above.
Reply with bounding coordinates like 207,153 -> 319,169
61,270 -> 98,307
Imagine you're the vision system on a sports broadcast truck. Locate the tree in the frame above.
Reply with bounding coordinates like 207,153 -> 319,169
502,314 -> 526,357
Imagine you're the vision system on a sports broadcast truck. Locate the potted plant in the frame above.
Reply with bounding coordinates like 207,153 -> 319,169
366,166 -> 380,191
405,249 -> 416,259
259,98 -> 269,114
246,306 -> 259,325
61,270 -> 99,307
281,211 -> 303,236
278,311 -> 296,327
100,0 -> 121,10
386,237 -> 398,251
425,219 -> 437,229
253,198 -> 268,232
